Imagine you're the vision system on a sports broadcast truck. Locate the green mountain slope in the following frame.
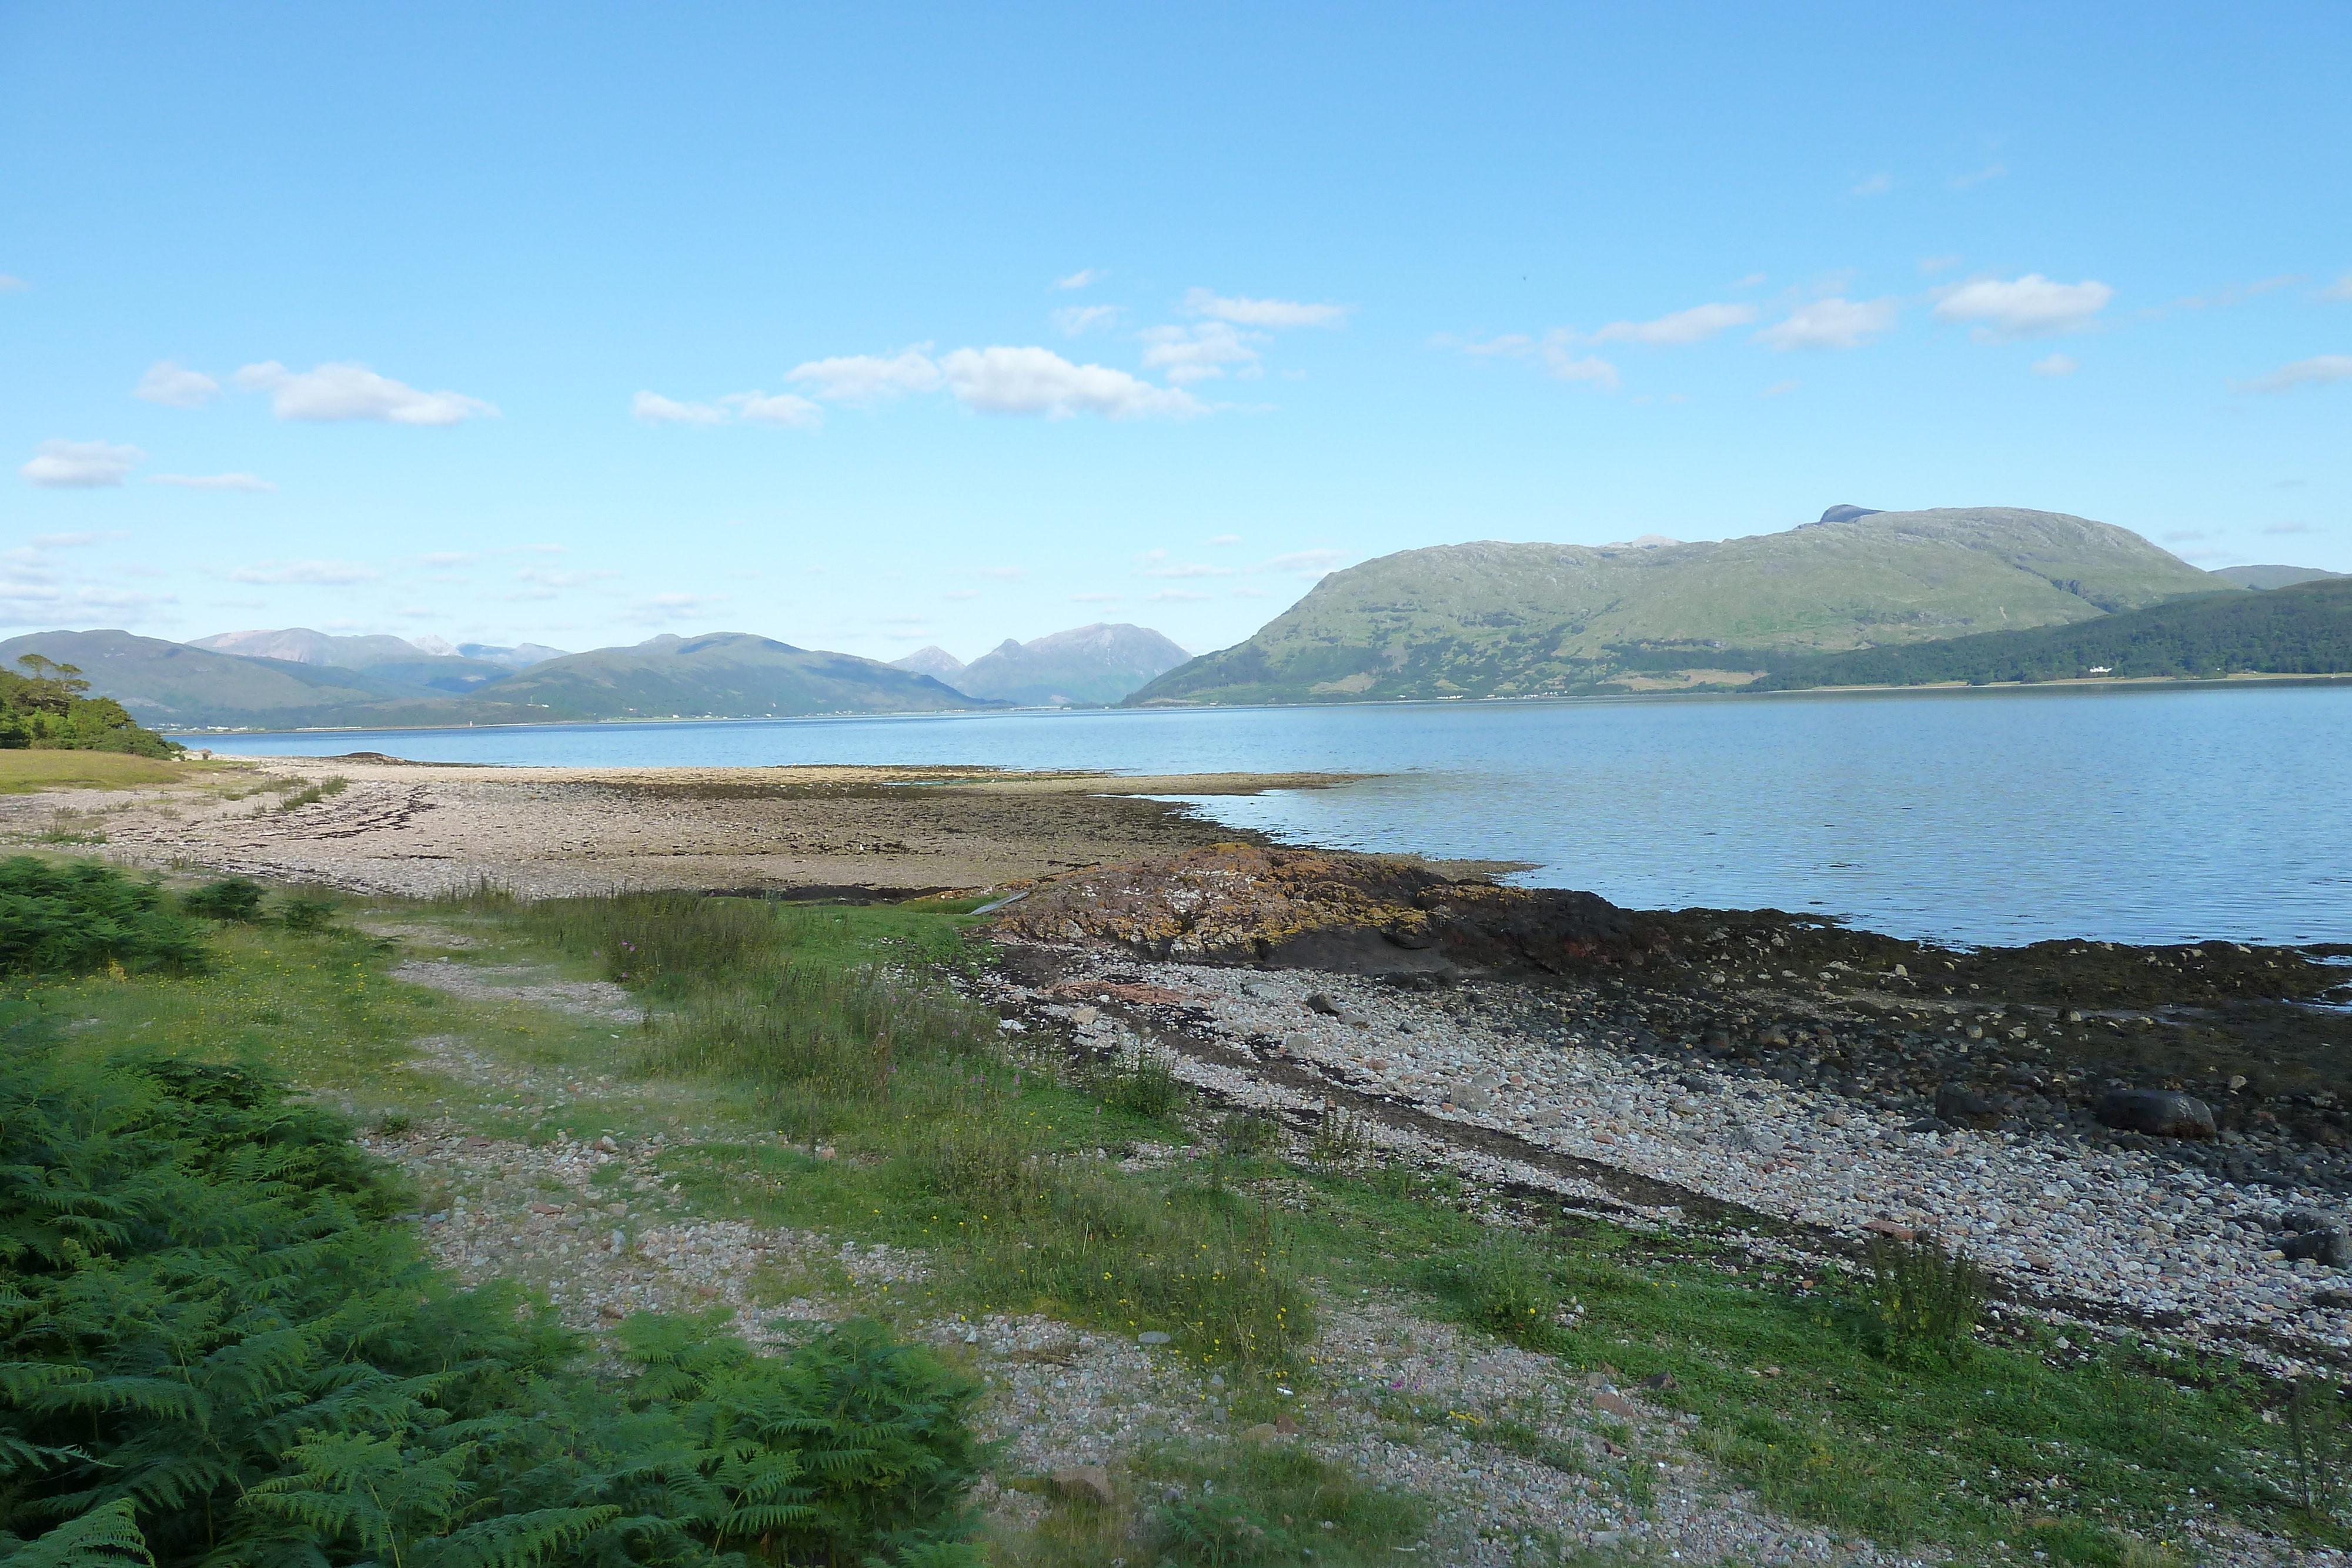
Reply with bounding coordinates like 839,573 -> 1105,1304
2211,564 -> 2346,591
1128,507 -> 2228,705
1747,577 -> 2352,689
0,631 -> 405,728
0,630 -> 996,730
952,623 -> 1191,706
360,633 -> 995,723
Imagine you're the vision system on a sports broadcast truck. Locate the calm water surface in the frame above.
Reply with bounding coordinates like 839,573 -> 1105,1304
182,686 -> 2352,949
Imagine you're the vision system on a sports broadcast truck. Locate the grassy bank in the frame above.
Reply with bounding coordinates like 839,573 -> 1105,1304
14,861 -> 2351,1564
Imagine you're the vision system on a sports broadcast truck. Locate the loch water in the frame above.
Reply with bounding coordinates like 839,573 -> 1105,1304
183,684 -> 2352,950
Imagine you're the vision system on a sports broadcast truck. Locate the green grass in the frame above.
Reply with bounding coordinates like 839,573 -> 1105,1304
28,877 -> 2351,1565
1276,1154 -> 2334,1564
0,750 -> 240,793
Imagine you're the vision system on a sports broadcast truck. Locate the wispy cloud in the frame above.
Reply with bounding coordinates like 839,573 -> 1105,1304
632,390 -> 729,425
1950,162 -> 2007,189
0,274 -> 26,292
1070,592 -> 1121,603
969,565 -> 1027,581
1139,322 -> 1261,384
2230,355 -> 2352,395
1754,297 -> 1898,350
1931,275 -> 2113,341
20,439 -> 143,488
229,560 -> 380,585
1147,589 -> 1211,601
1206,534 -> 1242,546
2266,520 -> 2317,534
1184,288 -> 1352,329
1760,379 -> 1800,397
1051,304 -> 1121,336
941,346 -> 1203,418
2031,353 -> 2079,377
1590,302 -> 1758,346
1254,548 -> 1348,577
786,348 -> 943,404
2320,275 -> 2352,302
1432,329 -> 1619,387
1054,269 -> 1105,290
1919,255 -> 1963,275
1142,562 -> 1234,579
29,532 -> 127,549
232,361 -> 497,424
727,391 -> 822,428
135,360 -> 221,408
1849,173 -> 1893,198
153,472 -> 276,492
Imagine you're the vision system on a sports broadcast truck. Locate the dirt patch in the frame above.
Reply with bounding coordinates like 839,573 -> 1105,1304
393,960 -> 644,1022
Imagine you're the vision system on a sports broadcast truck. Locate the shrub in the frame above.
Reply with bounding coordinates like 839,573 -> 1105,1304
1095,1051 -> 1191,1120
0,1034 -> 987,1567
182,875 -> 268,921
1426,1233 -> 1565,1349
277,894 -> 339,932
1863,1232 -> 1986,1363
0,857 -> 205,976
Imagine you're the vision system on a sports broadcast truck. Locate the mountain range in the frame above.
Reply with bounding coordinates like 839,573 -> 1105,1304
890,624 -> 1191,706
1128,506 -> 2250,705
0,621 -> 1191,732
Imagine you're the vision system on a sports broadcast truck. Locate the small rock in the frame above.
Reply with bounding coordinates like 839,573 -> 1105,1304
1240,1422 -> 1282,1442
1934,1084 -> 2000,1130
594,1135 -> 620,1153
2283,1229 -> 2352,1267
1138,1330 -> 1172,1345
2094,1088 -> 2217,1140
1307,994 -> 1343,1016
1048,1464 -> 1114,1506
2312,1288 -> 2352,1310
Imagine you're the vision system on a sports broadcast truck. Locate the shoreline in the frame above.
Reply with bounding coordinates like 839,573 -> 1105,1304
160,667 -> 2352,741
14,753 -> 2352,1373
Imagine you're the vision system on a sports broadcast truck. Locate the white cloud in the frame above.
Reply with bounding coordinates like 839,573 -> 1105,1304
2231,355 -> 2352,395
1140,322 -> 1261,383
516,567 -> 617,589
135,360 -> 221,408
1760,379 -> 1800,397
29,531 -> 126,548
1054,269 -> 1105,290
626,590 -> 730,622
970,566 -> 1027,580
1919,255 -> 1964,275
1542,347 -> 1619,387
151,472 -> 276,492
232,361 -> 497,424
1184,288 -> 1352,329
1051,304 -> 1121,336
633,390 -> 728,425
2321,275 -> 2352,302
1148,589 -> 1211,601
1849,173 -> 1893,198
1950,162 -> 2007,189
1142,562 -> 1234,579
1207,534 -> 1242,546
940,346 -> 1204,419
0,274 -> 25,292
2161,530 -> 2203,543
419,552 -> 479,567
727,390 -> 823,429
1930,275 -> 2113,342
20,439 -> 143,488
1070,592 -> 1121,603
2266,521 -> 2316,534
1754,297 -> 1899,350
229,560 -> 380,585
1229,586 -> 1269,598
2031,353 -> 2079,377
1591,302 -> 1758,346
786,347 -> 942,404
942,589 -> 979,600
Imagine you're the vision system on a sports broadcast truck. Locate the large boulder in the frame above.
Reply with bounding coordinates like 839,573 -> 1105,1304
2094,1088 -> 2216,1139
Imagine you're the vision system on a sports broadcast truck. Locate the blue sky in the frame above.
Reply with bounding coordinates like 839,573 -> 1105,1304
5,2 -> 2348,662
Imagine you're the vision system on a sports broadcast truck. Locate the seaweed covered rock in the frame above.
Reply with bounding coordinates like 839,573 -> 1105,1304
990,842 -> 1645,976
2094,1088 -> 2217,1139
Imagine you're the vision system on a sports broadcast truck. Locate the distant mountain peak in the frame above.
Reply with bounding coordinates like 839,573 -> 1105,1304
890,646 -> 970,686
409,634 -> 460,657
1816,504 -> 1884,525
950,622 -> 1190,707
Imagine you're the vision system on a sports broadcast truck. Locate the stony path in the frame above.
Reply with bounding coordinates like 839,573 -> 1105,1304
983,948 -> 2352,1377
357,939 -> 1950,1563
